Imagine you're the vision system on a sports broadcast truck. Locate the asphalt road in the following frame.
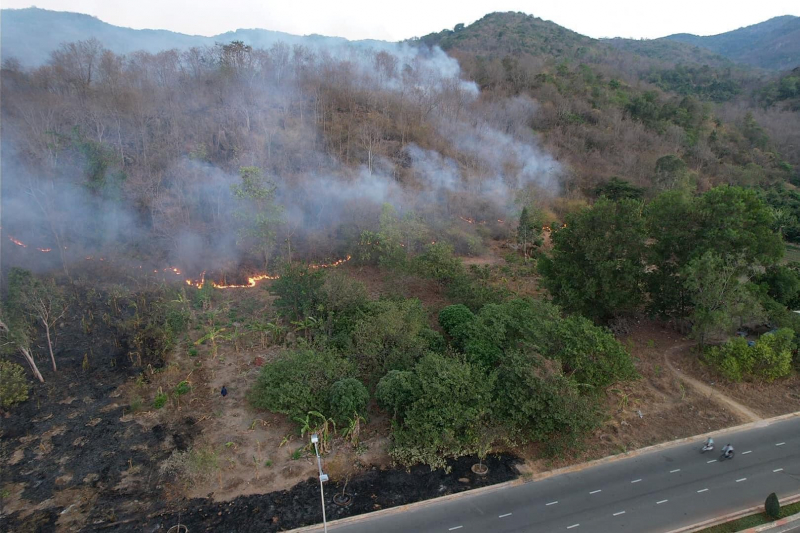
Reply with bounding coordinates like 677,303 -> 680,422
333,417 -> 800,533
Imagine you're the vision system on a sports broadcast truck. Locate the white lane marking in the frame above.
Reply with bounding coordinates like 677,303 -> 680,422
631,479 -> 642,483
697,488 -> 709,493
774,468 -> 784,472
590,490 -> 602,494
546,501 -> 559,506
776,442 -> 786,446
567,525 -> 580,530
449,527 -> 463,531
670,469 -> 680,473
742,451 -> 752,455
736,478 -> 747,482
499,513 -> 512,518
613,511 -> 626,516
707,459 -> 717,463
657,499 -> 668,504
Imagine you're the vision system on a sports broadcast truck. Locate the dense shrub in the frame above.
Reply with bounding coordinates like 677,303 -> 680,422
328,378 -> 370,425
351,299 -> 431,382
249,349 -> 354,418
438,304 -> 475,345
493,350 -> 599,449
706,329 -> 794,381
544,315 -> 638,389
389,353 -> 494,470
320,272 -> 369,334
0,360 -> 29,408
766,492 -> 781,519
270,264 -> 326,322
376,370 -> 420,420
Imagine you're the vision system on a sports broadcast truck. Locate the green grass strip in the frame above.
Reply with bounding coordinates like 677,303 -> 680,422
695,501 -> 800,532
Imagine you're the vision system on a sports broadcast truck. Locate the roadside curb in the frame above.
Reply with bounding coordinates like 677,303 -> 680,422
289,410 -> 800,532
750,509 -> 800,532
665,493 -> 800,533
288,478 -> 525,532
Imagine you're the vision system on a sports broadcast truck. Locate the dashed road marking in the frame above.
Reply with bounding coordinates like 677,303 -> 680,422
631,479 -> 642,483
547,501 -> 559,506
697,488 -> 709,493
449,527 -> 463,531
776,442 -> 786,446
736,478 -> 747,482
670,469 -> 680,473
742,451 -> 752,455
707,459 -> 717,463
774,468 -> 784,472
657,500 -> 668,504
590,490 -> 602,494
613,511 -> 626,516
567,524 -> 580,530
499,513 -> 512,518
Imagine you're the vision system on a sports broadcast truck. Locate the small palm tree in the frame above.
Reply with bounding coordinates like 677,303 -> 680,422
341,413 -> 366,448
195,325 -> 228,358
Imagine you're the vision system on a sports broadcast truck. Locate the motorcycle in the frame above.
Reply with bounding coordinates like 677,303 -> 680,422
700,443 -> 714,453
719,450 -> 735,461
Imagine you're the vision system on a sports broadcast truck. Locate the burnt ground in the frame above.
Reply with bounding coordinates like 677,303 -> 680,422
140,454 -> 519,533
0,279 -> 520,533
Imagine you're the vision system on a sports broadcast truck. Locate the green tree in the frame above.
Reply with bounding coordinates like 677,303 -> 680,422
438,304 -> 476,346
328,378 -> 370,426
645,190 -> 700,317
0,360 -> 29,408
697,186 -> 783,266
539,198 -> 647,321
517,206 -> 544,258
231,166 -> 283,269
654,155 -> 692,192
758,265 -> 800,308
683,252 -> 765,346
594,177 -> 644,201
6,268 -> 66,372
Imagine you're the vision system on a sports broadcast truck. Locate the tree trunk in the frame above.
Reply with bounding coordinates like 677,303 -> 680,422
43,319 -> 57,372
20,346 -> 45,383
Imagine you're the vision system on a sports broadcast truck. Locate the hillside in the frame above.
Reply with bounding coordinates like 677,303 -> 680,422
0,7 -> 384,66
664,15 -> 800,71
4,8 -> 800,533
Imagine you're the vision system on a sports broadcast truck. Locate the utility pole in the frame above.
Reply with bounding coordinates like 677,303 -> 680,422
311,433 -> 328,532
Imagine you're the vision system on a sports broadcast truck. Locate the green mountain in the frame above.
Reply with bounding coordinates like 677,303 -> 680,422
663,16 -> 800,71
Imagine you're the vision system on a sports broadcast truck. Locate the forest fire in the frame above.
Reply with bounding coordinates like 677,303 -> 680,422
185,255 -> 352,290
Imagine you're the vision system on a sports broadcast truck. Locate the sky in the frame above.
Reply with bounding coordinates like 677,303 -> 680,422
5,0 -> 800,41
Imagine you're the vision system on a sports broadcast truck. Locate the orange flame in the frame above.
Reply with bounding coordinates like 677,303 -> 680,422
185,256 -> 352,290
9,236 -> 27,248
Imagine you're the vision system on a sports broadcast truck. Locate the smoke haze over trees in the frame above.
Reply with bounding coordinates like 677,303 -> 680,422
1,36 -> 560,276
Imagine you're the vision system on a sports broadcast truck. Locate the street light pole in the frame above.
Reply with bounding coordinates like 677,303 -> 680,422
311,433 -> 328,533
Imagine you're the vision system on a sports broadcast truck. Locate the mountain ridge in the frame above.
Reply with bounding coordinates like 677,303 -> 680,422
0,7 -> 386,66
662,15 -> 800,70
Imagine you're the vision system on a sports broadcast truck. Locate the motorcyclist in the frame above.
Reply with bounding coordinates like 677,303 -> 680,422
722,443 -> 734,458
703,437 -> 714,450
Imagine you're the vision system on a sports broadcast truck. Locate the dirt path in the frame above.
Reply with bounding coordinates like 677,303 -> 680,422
664,343 -> 763,423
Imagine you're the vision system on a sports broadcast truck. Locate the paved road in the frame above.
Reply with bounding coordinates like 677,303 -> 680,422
333,417 -> 800,533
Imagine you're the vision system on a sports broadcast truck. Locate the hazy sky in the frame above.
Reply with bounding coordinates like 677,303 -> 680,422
6,0 -> 799,40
